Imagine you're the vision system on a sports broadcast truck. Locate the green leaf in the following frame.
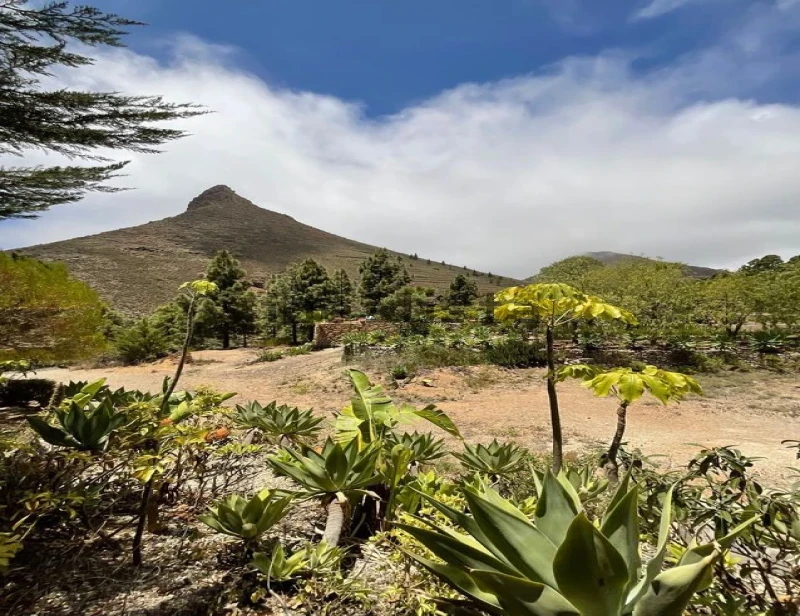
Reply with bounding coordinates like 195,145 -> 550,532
462,488 -> 558,587
27,416 -> 72,448
471,569 -> 580,616
402,404 -> 462,439
553,514 -> 630,616
625,484 -> 675,610
618,373 -> 645,404
404,551 -> 503,613
633,552 -> 719,616
534,470 -> 580,546
600,483 -> 641,591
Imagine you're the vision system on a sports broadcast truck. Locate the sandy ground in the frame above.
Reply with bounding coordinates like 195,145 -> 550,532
40,348 -> 800,487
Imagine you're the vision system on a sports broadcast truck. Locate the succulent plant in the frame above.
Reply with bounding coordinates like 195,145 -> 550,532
453,439 -> 526,479
251,541 -> 343,581
400,473 -> 756,615
27,399 -> 126,451
198,488 -> 293,542
231,400 -> 323,444
384,431 -> 447,466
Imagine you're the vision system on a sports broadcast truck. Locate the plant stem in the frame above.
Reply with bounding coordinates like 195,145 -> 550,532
322,498 -> 347,546
605,401 -> 629,484
131,476 -> 153,566
162,295 -> 196,411
545,326 -> 563,474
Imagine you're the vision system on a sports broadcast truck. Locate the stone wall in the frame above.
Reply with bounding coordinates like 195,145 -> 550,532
313,320 -> 398,349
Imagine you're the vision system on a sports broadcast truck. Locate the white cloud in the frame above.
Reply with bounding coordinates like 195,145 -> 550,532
632,0 -> 704,20
2,16 -> 800,278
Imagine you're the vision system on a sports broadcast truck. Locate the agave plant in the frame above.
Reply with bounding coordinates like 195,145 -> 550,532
251,540 -> 344,581
27,399 -> 126,451
533,463 -> 608,504
231,401 -> 323,444
198,488 -> 293,542
453,439 -> 526,480
385,431 -> 447,466
267,438 -> 381,545
400,473 -> 756,616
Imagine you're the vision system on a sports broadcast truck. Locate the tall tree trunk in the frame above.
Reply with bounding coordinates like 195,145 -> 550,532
222,327 -> 230,350
242,332 -> 247,348
291,322 -> 298,345
545,326 -> 564,474
605,402 -> 629,484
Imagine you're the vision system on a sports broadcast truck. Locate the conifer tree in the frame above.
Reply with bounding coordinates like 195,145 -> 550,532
447,274 -> 479,307
260,259 -> 334,344
331,268 -> 354,318
0,1 -> 205,220
199,250 -> 255,349
358,249 -> 410,315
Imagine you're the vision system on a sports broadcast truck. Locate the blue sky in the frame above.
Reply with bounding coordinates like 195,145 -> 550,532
99,0 -> 770,115
2,0 -> 800,275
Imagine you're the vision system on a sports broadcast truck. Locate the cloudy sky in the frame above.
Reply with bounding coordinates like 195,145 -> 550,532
2,0 -> 800,277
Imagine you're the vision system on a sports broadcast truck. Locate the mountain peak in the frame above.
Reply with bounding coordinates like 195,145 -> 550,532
186,185 -> 250,211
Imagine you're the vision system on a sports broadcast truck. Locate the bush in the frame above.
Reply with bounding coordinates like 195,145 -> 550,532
114,319 -> 169,365
485,337 -> 546,368
0,378 -> 56,407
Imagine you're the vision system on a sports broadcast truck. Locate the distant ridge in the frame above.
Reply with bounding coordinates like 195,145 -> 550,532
525,251 -> 722,282
15,186 -> 519,314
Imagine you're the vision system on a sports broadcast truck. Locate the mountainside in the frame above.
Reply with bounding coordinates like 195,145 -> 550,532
16,186 -> 518,314
525,251 -> 722,282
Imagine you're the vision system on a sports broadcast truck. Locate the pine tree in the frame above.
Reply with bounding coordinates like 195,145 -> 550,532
359,249 -> 411,315
0,1 -> 205,220
199,250 -> 256,349
331,268 -> 354,318
447,274 -> 479,307
260,259 -> 334,344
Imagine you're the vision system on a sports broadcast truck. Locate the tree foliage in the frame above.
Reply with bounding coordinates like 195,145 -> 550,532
197,251 -> 256,349
378,286 -> 436,326
330,268 -> 354,318
260,259 -> 335,344
447,274 -> 478,307
0,252 -> 106,360
359,250 -> 410,315
0,0 -> 206,219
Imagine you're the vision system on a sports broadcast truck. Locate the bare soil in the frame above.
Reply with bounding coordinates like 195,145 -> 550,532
43,347 -> 800,487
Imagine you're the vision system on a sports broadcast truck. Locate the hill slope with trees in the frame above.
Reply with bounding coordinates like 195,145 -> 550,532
16,186 -> 518,313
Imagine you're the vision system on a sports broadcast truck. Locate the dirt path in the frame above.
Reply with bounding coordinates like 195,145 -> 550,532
41,348 -> 800,486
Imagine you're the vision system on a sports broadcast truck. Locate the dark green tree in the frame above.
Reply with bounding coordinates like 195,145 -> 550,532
0,1 -> 205,220
358,250 -> 410,315
739,254 -> 785,276
331,268 -> 354,318
378,286 -> 436,329
198,251 -> 256,349
260,259 -> 334,344
447,274 -> 479,307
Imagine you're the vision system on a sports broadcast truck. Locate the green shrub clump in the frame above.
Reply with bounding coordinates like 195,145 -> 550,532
486,337 -> 546,368
114,319 -> 170,365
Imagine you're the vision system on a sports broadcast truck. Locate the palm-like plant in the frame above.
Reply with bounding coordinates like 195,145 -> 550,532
561,364 -> 701,482
495,283 -> 636,473
231,401 -> 323,445
400,473 -> 756,616
453,439 -> 526,481
267,438 -> 381,545
198,488 -> 293,543
251,540 -> 344,582
27,399 -> 126,451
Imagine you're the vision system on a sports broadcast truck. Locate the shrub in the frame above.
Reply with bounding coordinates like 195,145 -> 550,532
0,378 -> 56,407
485,337 -> 546,368
114,319 -> 170,365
